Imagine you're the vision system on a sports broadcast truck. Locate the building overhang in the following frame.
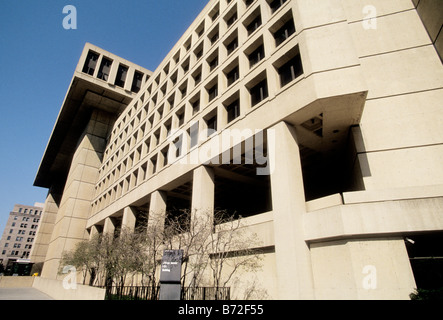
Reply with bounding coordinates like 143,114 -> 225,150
34,43 -> 152,190
33,73 -> 132,189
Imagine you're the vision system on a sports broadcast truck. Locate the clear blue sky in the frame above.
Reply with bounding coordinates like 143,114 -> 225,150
0,0 -> 208,233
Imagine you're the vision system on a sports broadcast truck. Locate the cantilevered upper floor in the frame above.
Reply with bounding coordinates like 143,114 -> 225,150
34,43 -> 152,189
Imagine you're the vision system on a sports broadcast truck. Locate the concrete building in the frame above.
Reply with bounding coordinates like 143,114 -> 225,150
32,0 -> 443,299
0,203 -> 44,269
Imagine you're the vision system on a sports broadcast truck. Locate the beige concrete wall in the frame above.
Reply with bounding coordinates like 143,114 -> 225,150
0,276 -> 35,288
32,277 -> 105,300
311,238 -> 416,300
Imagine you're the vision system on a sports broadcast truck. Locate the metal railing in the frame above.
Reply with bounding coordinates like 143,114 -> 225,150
98,285 -> 230,301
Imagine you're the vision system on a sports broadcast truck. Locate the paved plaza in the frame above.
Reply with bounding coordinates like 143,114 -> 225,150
0,288 -> 53,300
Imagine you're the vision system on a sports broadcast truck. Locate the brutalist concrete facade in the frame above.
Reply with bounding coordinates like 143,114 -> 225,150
32,0 -> 443,299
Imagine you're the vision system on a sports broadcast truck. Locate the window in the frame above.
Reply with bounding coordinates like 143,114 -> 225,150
250,79 -> 269,106
208,83 -> 218,102
226,99 -> 240,123
273,19 -> 296,47
98,57 -> 112,81
278,53 -> 303,87
115,64 -> 128,87
193,67 -> 202,86
192,99 -> 200,115
246,14 -> 262,35
269,0 -> 287,13
131,71 -> 143,93
206,115 -> 218,136
226,65 -> 240,86
208,54 -> 219,72
248,44 -> 265,68
82,51 -> 99,75
226,37 -> 238,55
209,26 -> 220,45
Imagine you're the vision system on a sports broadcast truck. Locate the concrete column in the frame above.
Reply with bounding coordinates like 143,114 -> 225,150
148,190 -> 167,230
40,109 -> 113,280
29,186 -> 61,266
103,217 -> 116,235
88,225 -> 100,241
268,121 -> 315,299
191,166 -> 215,225
122,206 -> 137,233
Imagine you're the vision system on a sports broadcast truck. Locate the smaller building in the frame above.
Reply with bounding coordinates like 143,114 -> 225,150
0,203 -> 44,273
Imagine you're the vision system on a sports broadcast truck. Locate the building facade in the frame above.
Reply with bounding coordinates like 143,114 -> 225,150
32,0 -> 443,299
0,203 -> 44,269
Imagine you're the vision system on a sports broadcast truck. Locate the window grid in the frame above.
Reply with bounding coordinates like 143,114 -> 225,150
93,0 -> 303,213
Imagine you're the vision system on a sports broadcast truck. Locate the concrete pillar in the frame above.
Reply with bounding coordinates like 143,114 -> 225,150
40,109 -> 113,280
268,121 -> 315,299
191,166 -> 215,225
88,225 -> 100,241
122,206 -> 137,233
103,217 -> 116,236
148,190 -> 167,230
29,186 -> 61,266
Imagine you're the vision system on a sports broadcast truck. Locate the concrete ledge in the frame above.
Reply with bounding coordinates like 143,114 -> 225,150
0,276 -> 35,288
343,184 -> 443,204
33,277 -> 105,300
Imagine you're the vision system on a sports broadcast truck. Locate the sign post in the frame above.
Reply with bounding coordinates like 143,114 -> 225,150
159,249 -> 183,300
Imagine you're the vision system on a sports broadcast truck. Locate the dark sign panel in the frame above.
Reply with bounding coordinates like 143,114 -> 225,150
159,250 -> 183,300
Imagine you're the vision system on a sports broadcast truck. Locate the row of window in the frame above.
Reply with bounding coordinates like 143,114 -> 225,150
17,208 -> 42,215
82,51 -> 147,93
105,0 -> 293,153
8,229 -> 37,235
100,5 -> 296,177
1,250 -> 31,258
3,237 -> 34,245
92,0 -> 300,212
92,46 -> 303,212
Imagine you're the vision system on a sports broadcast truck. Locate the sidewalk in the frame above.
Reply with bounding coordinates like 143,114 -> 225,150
0,288 -> 54,300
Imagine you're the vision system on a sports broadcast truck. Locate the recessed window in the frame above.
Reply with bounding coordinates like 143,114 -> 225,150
209,3 -> 220,22
97,57 -> 112,81
278,54 -> 303,87
115,64 -> 128,88
182,58 -> 190,74
192,98 -> 200,115
131,71 -> 143,93
205,114 -> 218,137
225,99 -> 240,123
207,83 -> 218,102
248,44 -> 265,68
250,78 -> 268,106
226,37 -> 238,55
268,0 -> 287,13
209,25 -> 220,45
225,6 -> 238,28
274,46 -> 304,87
273,19 -> 295,47
194,43 -> 204,60
226,65 -> 240,86
245,11 -> 262,36
82,51 -> 99,75
193,71 -> 202,86
208,52 -> 219,72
